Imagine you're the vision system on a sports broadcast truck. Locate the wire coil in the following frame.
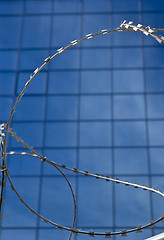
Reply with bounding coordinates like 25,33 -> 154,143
0,20 -> 164,239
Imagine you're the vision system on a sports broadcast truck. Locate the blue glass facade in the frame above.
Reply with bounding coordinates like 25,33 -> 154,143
0,0 -> 164,239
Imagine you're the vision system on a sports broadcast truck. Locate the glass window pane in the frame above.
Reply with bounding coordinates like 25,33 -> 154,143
0,97 -> 13,121
147,95 -> 164,118
142,14 -> 164,46
78,177 -> 112,226
50,49 -> 79,70
54,0 -> 81,13
79,149 -> 112,175
80,122 -> 111,146
115,177 -> 151,226
17,72 -> 47,94
112,31 -> 141,47
10,123 -> 44,148
142,0 -> 164,10
112,13 -> 139,29
1,230 -> 36,240
145,70 -> 164,92
0,16 -> 21,48
25,0 -> 52,13
144,48 -> 164,68
83,0 -> 111,12
52,15 -> 80,47
13,96 -> 45,121
80,96 -> 111,119
48,71 -> 79,94
154,230 -> 164,236
114,121 -> 147,146
114,95 -> 145,119
0,51 -> 17,70
148,121 -> 164,146
0,73 -> 16,95
113,70 -> 144,93
39,229 -> 70,240
2,179 -> 39,227
45,122 -> 77,147
83,15 -> 111,47
82,49 -> 111,69
113,48 -> 143,68
8,153 -> 41,176
152,176 -> 164,226
113,0 -> 138,12
150,148 -> 164,174
81,70 -> 111,93
22,16 -> 51,48
0,1 -> 23,14
142,13 -> 164,29
47,96 -> 78,120
40,177 -> 76,226
114,148 -> 148,174
43,149 -> 76,175
19,50 -> 48,70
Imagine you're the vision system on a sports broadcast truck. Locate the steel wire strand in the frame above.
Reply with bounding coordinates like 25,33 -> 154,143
1,21 -> 164,238
6,149 -> 164,199
5,141 -> 164,237
1,131 -> 77,239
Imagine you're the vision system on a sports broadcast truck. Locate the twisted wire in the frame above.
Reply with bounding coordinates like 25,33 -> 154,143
1,127 -> 77,240
3,126 -> 164,237
0,20 -> 164,238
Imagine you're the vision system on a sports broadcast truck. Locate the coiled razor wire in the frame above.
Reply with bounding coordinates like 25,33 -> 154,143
0,21 -> 164,238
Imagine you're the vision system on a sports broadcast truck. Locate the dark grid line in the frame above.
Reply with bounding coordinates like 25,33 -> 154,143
0,1 -> 26,238
110,1 -> 116,238
0,0 -> 164,239
8,119 -> 164,123
139,2 -> 154,237
0,9 -> 164,17
1,225 -> 164,230
2,92 -> 164,97
4,124 -> 164,237
7,146 -> 164,150
35,0 -> 54,239
0,45 -> 163,51
1,67 -> 164,73
5,124 -> 164,237
75,1 -> 83,239
8,174 -> 164,178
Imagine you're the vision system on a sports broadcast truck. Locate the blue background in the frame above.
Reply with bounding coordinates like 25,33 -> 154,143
0,0 -> 164,239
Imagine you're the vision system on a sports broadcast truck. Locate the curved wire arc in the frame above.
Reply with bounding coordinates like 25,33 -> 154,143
0,20 -> 164,238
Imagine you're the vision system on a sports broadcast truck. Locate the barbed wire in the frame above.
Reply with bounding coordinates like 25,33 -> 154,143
0,20 -> 164,239
3,127 -> 164,237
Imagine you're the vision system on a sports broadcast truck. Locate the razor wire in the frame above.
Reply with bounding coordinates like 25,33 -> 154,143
0,20 -> 164,239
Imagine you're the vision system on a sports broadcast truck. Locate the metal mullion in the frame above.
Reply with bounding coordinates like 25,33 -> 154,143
139,0 -> 154,236
75,1 -> 83,238
0,0 -> 26,237
110,1 -> 116,238
1,225 -> 163,230
1,66 -> 164,73
35,0 -> 54,239
7,145 -> 164,150
10,173 -> 164,178
3,91 -> 164,98
0,44 -> 163,51
1,9 -> 164,17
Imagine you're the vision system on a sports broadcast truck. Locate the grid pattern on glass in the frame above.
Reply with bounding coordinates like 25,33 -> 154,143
0,0 -> 164,240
